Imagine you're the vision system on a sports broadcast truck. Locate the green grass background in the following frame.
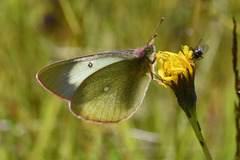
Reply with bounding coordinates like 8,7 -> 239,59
0,0 -> 239,159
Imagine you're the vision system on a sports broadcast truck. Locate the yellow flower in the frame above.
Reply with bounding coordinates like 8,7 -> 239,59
157,45 -> 194,86
156,44 -> 213,159
156,45 -> 197,115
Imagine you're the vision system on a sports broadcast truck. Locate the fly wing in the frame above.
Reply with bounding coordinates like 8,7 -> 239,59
198,38 -> 209,54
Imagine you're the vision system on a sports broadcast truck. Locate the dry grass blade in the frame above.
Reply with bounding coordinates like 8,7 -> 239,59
232,17 -> 240,160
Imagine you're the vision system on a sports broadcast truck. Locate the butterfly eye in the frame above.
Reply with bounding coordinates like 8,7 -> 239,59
144,48 -> 151,53
144,45 -> 155,56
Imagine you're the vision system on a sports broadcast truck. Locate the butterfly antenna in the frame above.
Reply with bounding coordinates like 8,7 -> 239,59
147,17 -> 164,46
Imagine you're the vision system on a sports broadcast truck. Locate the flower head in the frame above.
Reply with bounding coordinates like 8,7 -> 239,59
156,45 -> 197,116
156,44 -> 213,159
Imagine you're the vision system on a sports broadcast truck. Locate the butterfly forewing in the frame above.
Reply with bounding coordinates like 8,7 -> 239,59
37,51 -> 136,101
70,59 -> 151,123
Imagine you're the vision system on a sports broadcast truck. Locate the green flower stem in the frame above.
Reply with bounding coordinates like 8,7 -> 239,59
185,106 -> 213,160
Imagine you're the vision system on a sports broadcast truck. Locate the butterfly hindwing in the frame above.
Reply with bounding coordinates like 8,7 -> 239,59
70,59 -> 151,123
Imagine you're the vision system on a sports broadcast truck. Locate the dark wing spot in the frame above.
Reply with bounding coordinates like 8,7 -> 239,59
88,62 -> 93,67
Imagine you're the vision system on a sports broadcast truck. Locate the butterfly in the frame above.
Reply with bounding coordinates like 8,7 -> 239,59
36,18 -> 163,123
191,38 -> 209,61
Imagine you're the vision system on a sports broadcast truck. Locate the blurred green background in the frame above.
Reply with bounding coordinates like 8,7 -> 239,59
0,0 -> 239,159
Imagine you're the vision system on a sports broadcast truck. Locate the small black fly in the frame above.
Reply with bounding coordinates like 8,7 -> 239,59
191,38 -> 209,61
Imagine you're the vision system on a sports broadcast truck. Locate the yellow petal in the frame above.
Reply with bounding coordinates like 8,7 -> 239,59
156,45 -> 196,88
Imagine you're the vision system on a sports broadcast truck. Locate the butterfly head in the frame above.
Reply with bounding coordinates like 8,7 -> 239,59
144,45 -> 155,56
133,45 -> 155,60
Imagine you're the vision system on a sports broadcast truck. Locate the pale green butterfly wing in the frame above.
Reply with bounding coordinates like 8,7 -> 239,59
70,59 -> 151,123
37,51 -> 135,101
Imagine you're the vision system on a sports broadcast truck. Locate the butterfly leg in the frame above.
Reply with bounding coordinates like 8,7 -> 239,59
151,57 -> 156,64
152,74 -> 162,83
144,63 -> 162,83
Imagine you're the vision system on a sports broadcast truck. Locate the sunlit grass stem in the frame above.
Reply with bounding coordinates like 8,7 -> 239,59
184,105 -> 213,160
